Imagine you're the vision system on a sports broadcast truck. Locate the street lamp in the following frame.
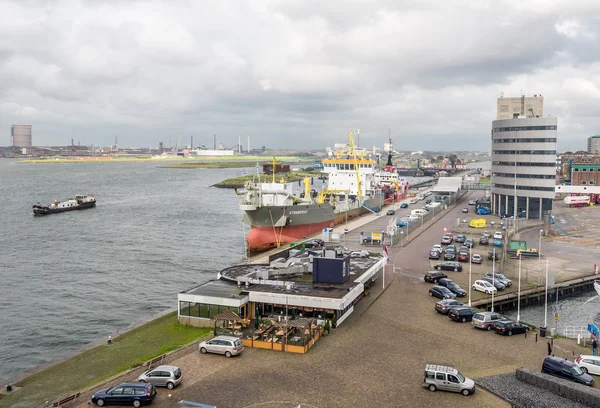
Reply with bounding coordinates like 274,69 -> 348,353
468,245 -> 472,307
539,229 -> 543,265
491,247 -> 496,312
517,253 -> 522,322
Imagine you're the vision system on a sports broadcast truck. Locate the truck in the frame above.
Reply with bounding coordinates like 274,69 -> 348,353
564,195 -> 590,207
507,240 -> 527,255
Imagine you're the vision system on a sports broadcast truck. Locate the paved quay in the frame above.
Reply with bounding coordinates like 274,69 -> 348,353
65,190 -> 596,408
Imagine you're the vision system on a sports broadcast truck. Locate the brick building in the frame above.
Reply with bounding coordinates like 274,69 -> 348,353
560,154 -> 600,186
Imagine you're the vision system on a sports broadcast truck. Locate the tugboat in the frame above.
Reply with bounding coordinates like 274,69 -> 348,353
33,195 -> 96,216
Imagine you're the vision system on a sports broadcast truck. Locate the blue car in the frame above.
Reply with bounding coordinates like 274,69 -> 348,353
477,207 -> 491,215
400,203 -> 408,208
397,222 -> 407,227
91,382 -> 156,407
493,239 -> 503,247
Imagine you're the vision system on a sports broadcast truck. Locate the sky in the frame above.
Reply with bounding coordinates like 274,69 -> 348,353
1,0 -> 599,152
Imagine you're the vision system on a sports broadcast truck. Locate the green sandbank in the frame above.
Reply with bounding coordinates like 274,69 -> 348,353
213,170 -> 323,188
0,312 -> 210,408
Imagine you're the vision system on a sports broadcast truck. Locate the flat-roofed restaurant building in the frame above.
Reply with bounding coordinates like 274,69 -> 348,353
178,247 -> 384,328
491,117 -> 557,219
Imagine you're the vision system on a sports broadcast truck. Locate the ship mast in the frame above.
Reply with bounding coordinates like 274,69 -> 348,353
348,131 -> 362,200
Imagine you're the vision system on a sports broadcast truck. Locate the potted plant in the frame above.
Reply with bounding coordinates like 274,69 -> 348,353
332,315 -> 337,329
323,320 -> 330,335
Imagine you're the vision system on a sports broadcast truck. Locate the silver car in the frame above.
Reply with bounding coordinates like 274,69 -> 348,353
137,365 -> 182,389
472,312 -> 504,331
199,336 -> 244,358
423,363 -> 475,396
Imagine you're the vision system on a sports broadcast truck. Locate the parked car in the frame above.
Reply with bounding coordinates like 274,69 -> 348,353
483,231 -> 491,238
493,231 -> 503,240
424,271 -> 448,283
432,244 -> 443,253
464,239 -> 475,248
455,235 -> 466,243
137,365 -> 182,389
199,335 -> 244,358
400,202 -> 408,208
457,252 -> 469,262
435,299 -> 464,314
423,363 -> 476,395
575,355 -> 600,375
493,238 -> 503,247
304,238 -> 324,248
458,246 -> 469,254
468,200 -> 476,205
488,251 -> 499,260
444,251 -> 456,261
484,272 -> 512,287
410,198 -> 418,204
441,236 -> 453,245
472,280 -> 497,295
479,236 -> 489,245
435,262 -> 463,272
91,382 -> 156,407
494,320 -> 529,336
448,307 -> 477,322
429,285 -> 456,299
477,207 -> 491,215
471,254 -> 483,264
438,278 -> 467,297
481,276 -> 506,291
542,356 -> 594,386
472,312 -> 504,331
350,250 -> 370,257
429,250 -> 441,260
447,245 -> 457,253
462,208 -> 469,213
386,209 -> 396,215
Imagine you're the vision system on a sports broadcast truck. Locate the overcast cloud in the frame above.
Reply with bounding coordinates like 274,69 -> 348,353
1,0 -> 599,151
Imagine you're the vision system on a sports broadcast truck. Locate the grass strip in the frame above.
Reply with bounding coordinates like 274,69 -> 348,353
0,311 -> 210,408
213,170 -> 322,188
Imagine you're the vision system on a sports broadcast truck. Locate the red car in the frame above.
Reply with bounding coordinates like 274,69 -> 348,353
457,252 -> 469,262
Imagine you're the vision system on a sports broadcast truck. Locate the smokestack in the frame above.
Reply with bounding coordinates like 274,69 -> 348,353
238,135 -> 241,154
248,136 -> 250,153
214,134 -> 216,150
191,135 -> 193,149
71,138 -> 74,146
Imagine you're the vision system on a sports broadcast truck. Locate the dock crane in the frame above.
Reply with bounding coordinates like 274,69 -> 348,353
173,136 -> 182,152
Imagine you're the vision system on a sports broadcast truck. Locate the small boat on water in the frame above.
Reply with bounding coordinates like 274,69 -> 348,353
595,280 -> 600,297
33,195 -> 96,216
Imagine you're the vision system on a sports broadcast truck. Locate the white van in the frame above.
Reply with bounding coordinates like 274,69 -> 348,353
411,209 -> 428,217
424,363 -> 475,396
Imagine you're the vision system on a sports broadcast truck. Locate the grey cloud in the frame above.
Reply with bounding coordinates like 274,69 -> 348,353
0,0 -> 599,152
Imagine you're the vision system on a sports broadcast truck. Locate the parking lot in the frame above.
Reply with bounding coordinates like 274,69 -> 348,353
70,191 -> 596,408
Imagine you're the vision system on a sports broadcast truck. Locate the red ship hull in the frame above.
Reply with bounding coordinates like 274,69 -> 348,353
247,205 -> 377,252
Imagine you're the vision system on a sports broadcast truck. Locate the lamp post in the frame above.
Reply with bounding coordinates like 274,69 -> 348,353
544,259 -> 549,329
539,229 -> 543,265
517,253 -> 522,322
468,245 -> 472,307
491,247 -> 495,312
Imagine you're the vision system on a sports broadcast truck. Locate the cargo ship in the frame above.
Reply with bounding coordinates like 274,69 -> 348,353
239,132 -> 385,252
33,195 -> 96,216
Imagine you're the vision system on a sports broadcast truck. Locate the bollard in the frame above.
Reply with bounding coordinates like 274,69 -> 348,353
6,384 -> 12,392
578,334 -> 581,345
535,333 -> 538,342
107,335 -> 112,345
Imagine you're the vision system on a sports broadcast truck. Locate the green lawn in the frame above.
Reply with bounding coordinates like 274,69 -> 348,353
0,311 -> 211,408
214,170 -> 322,188
479,177 -> 490,183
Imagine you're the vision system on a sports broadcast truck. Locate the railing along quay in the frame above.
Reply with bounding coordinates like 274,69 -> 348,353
471,275 -> 597,312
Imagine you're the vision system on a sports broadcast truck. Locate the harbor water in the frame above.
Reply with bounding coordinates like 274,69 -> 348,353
0,160 -> 247,384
